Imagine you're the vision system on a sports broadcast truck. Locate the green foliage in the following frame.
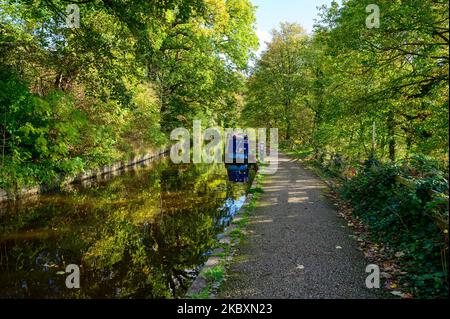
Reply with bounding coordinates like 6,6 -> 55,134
229,227 -> 241,240
340,159 -> 449,298
187,288 -> 210,299
0,0 -> 258,192
244,1 -> 448,162
203,265 -> 225,283
0,68 -> 87,188
242,23 -> 311,141
247,186 -> 264,194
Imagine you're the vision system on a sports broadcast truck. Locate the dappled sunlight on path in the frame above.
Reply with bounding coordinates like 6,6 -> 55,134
219,153 -> 388,299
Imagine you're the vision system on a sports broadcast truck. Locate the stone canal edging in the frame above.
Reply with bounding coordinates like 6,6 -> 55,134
185,170 -> 260,298
0,148 -> 169,203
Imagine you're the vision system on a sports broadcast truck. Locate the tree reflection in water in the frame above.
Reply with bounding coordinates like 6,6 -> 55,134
0,157 -> 254,298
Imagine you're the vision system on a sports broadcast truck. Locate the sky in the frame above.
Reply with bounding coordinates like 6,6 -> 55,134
251,0 -> 337,55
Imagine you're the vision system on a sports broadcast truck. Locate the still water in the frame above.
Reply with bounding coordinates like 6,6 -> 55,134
0,157 -> 254,298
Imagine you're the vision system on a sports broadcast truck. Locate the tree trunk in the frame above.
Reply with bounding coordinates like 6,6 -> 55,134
285,119 -> 291,140
387,111 -> 396,161
285,101 -> 291,141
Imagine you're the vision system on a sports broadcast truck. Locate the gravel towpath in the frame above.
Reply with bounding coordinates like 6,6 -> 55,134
219,153 -> 386,299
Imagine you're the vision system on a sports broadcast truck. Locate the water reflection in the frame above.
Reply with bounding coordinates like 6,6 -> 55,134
0,157 -> 253,298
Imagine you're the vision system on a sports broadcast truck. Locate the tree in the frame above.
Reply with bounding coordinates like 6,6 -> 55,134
313,0 -> 449,161
243,23 -> 310,143
0,0 -> 258,191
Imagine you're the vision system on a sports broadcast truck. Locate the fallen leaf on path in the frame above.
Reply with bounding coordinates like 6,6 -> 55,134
390,291 -> 405,298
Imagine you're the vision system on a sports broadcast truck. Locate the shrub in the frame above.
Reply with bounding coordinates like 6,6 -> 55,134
340,158 -> 449,298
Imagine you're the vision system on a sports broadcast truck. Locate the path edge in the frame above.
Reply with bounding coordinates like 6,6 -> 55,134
185,170 -> 262,298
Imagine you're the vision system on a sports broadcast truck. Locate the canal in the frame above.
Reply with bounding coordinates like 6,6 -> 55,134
0,157 -> 254,298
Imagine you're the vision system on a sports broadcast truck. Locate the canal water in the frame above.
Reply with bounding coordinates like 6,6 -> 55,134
0,157 -> 254,298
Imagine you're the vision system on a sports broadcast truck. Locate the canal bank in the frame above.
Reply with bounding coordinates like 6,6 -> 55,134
0,148 -> 169,203
186,169 -> 262,298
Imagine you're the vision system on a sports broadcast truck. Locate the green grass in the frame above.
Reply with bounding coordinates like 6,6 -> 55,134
238,215 -> 248,228
203,265 -> 225,283
229,227 -> 242,240
284,148 -> 314,159
187,287 -> 210,299
248,186 -> 264,194
212,251 -> 225,258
